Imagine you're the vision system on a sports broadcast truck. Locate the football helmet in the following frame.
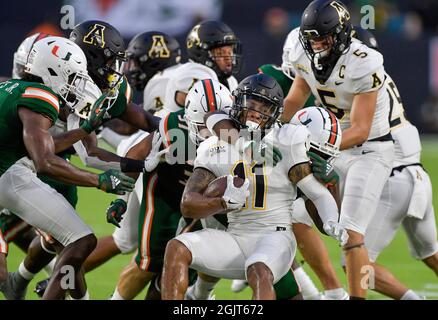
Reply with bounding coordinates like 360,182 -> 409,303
299,0 -> 352,83
230,73 -> 283,131
352,25 -> 379,50
290,106 -> 341,158
258,64 -> 292,96
127,31 -> 181,91
25,36 -> 94,112
185,78 -> 233,145
13,33 -> 50,79
186,20 -> 242,80
70,20 -> 127,89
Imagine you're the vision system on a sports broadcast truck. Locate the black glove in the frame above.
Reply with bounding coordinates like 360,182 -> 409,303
106,199 -> 127,228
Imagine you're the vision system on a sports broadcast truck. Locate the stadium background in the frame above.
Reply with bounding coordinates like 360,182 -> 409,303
0,0 -> 437,299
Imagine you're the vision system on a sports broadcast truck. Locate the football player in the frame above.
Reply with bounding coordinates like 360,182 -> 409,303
83,31 -> 183,274
281,0 -> 394,299
228,64 -> 348,300
5,31 -> 167,299
353,27 -> 438,299
163,20 -> 241,114
0,36 -> 135,300
110,79 -> 233,300
161,73 -> 347,300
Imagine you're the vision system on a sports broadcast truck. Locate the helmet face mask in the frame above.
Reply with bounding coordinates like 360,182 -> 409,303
25,36 -> 95,113
299,0 -> 352,82
70,20 -> 127,90
230,74 -> 284,132
186,21 -> 242,80
235,94 -> 280,131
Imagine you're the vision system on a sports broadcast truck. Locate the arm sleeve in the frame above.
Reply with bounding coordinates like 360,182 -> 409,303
296,174 -> 339,224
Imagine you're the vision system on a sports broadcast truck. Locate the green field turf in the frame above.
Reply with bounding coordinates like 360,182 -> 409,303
2,137 -> 438,300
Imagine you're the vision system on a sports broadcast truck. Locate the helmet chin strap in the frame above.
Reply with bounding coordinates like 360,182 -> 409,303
313,52 -> 324,71
245,120 -> 260,132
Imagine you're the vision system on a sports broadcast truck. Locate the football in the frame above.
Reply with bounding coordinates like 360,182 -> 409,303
203,175 -> 245,198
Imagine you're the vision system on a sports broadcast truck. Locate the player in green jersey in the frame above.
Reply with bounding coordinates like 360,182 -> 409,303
0,36 -> 136,300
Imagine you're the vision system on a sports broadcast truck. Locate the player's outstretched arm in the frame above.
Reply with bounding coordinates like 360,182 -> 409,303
340,91 -> 377,150
53,92 -> 109,153
19,107 -> 134,195
289,162 -> 348,245
120,102 -> 161,133
181,168 -> 226,219
204,110 -> 239,144
282,75 -> 311,122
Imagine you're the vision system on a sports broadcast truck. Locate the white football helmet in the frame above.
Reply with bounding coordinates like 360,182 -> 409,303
290,106 -> 342,158
25,36 -> 93,111
185,78 -> 233,145
281,29 -> 297,80
13,33 -> 50,79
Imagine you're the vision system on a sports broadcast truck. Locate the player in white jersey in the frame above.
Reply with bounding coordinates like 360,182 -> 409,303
161,74 -> 347,300
351,27 -> 438,299
163,20 -> 240,114
281,0 -> 394,299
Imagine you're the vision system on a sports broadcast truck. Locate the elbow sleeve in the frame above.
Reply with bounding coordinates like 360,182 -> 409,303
296,174 -> 339,224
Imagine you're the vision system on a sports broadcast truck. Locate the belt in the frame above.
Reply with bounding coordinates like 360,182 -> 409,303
356,132 -> 393,147
390,163 -> 425,177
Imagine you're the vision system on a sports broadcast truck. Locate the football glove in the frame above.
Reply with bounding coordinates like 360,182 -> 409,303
97,169 -> 135,195
80,93 -> 109,134
222,175 -> 250,210
106,199 -> 127,228
323,221 -> 349,246
144,132 -> 170,172
308,151 -> 339,185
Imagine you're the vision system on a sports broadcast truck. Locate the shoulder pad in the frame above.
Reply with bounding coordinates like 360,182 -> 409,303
350,40 -> 384,80
279,123 -> 311,147
283,27 -> 304,65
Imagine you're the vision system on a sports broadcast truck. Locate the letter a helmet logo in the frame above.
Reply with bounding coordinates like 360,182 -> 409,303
83,24 -> 106,48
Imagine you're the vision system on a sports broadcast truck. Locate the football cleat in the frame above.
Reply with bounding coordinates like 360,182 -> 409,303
34,277 -> 50,298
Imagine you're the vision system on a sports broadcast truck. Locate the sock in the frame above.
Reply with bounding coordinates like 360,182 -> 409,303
111,287 -> 125,300
43,259 -> 56,276
293,266 -> 321,300
18,262 -> 35,281
193,278 -> 216,300
324,288 -> 349,300
401,289 -> 421,300
67,290 -> 90,300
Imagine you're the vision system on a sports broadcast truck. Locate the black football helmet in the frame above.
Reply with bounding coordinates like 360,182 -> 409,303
127,31 -> 181,91
69,20 -> 127,89
186,20 -> 242,81
230,73 -> 284,131
352,25 -> 379,50
299,0 -> 352,83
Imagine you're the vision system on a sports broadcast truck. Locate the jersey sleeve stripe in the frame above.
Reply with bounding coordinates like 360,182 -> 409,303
327,111 -> 338,145
22,87 -> 60,112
